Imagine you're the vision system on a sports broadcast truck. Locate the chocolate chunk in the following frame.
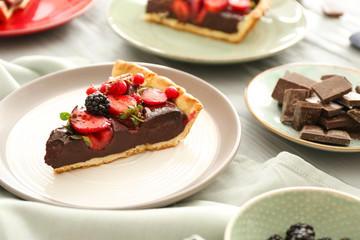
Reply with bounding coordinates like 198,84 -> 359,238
337,92 -> 360,107
356,86 -> 360,94
271,71 -> 317,104
311,75 -> 352,103
350,31 -> 360,50
300,125 -> 350,146
318,113 -> 359,130
292,101 -> 322,131
321,1 -> 344,18
306,95 -> 343,117
321,74 -> 338,80
281,89 -> 310,122
347,108 -> 360,123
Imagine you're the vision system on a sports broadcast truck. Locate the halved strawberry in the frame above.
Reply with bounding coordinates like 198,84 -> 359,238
141,88 -> 167,105
70,107 -> 111,134
229,0 -> 251,12
107,95 -> 137,116
190,0 -> 203,15
192,7 -> 207,24
172,0 -> 191,22
204,0 -> 228,13
84,127 -> 113,150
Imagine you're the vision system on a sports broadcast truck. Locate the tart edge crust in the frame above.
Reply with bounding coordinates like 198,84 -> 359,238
53,60 -> 203,173
143,0 -> 271,43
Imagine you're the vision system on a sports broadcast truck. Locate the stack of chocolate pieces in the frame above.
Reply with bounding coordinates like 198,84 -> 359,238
271,71 -> 360,146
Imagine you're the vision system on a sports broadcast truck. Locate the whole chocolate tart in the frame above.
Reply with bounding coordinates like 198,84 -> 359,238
144,0 -> 270,43
44,60 -> 203,173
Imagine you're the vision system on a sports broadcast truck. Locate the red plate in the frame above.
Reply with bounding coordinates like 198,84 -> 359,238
0,0 -> 96,36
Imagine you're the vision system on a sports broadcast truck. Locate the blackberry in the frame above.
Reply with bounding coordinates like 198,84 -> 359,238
268,234 -> 283,240
286,223 -> 315,240
85,93 -> 110,116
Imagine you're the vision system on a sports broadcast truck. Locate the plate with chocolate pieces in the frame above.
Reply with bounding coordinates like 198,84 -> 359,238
245,63 -> 360,152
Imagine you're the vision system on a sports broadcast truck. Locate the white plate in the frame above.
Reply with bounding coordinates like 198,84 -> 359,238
106,0 -> 307,64
0,62 -> 241,209
245,62 -> 360,152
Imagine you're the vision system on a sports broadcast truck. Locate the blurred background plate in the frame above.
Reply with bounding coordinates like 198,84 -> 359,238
106,0 -> 307,64
0,0 -> 96,36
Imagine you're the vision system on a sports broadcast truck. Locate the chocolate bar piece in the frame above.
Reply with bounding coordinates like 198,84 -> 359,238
300,125 -> 350,146
281,89 -> 310,122
311,75 -> 352,103
321,74 -> 338,80
318,113 -> 359,130
271,71 -> 317,104
306,96 -> 343,117
337,92 -> 360,107
356,86 -> 360,93
321,1 -> 344,18
292,101 -> 322,131
347,108 -> 360,123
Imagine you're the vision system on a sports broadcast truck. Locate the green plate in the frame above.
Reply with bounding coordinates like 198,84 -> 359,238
106,0 -> 307,64
225,187 -> 360,240
245,63 -> 360,152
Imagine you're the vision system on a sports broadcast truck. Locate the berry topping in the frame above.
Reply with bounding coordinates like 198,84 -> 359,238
131,93 -> 142,104
70,107 -> 111,134
229,0 -> 251,12
190,0 -> 203,15
192,7 -> 207,24
109,80 -> 127,96
86,84 -> 98,95
133,73 -> 145,85
85,93 -> 110,116
267,235 -> 283,240
172,0 -> 191,21
286,223 -> 315,240
107,95 -> 137,116
165,86 -> 179,99
141,88 -> 167,105
84,127 -> 113,150
204,0 -> 228,13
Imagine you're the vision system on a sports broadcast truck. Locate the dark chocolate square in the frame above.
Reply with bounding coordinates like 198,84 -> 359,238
311,75 -> 352,103
292,101 -> 322,131
281,88 -> 310,122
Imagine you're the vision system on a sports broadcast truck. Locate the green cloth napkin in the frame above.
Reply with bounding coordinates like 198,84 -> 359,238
1,56 -> 360,240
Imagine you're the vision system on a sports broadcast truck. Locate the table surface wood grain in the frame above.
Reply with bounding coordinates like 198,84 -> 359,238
1,0 -> 360,188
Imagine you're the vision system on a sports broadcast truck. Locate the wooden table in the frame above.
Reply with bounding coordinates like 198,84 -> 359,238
1,0 -> 360,188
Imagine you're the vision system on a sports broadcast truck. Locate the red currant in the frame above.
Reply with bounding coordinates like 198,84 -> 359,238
165,86 -> 179,99
109,81 -> 127,96
133,73 -> 145,85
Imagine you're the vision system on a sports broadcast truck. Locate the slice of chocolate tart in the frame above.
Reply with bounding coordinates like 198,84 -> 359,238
144,0 -> 270,43
44,60 -> 203,173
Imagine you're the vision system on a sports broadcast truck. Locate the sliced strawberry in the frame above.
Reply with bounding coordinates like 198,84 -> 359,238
190,0 -> 203,15
192,7 -> 208,24
204,0 -> 228,13
84,127 -> 113,150
70,107 -> 111,134
172,0 -> 191,22
107,95 -> 137,116
141,88 -> 167,105
229,0 -> 251,12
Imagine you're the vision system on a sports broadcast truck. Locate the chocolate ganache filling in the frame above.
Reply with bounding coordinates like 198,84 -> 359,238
44,101 -> 188,168
146,0 -> 253,33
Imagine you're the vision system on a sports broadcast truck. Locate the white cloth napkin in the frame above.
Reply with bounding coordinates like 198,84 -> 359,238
1,56 -> 360,240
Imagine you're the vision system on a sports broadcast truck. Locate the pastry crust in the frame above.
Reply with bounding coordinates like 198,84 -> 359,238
54,60 -> 203,173
144,0 -> 271,43
0,0 -> 31,22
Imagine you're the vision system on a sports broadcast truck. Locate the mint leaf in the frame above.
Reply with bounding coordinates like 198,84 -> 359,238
82,136 -> 92,147
60,112 -> 71,121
